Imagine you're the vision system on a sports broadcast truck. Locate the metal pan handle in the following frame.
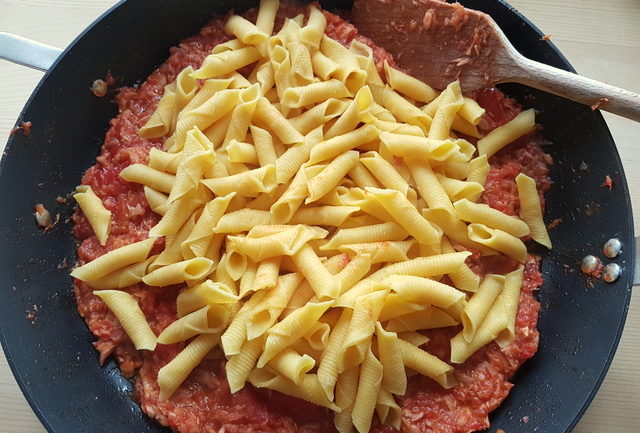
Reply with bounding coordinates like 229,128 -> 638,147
0,32 -> 62,72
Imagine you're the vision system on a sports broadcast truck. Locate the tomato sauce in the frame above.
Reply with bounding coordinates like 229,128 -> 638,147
72,5 -> 549,433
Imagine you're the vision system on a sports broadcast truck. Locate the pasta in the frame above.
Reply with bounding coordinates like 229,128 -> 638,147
71,3 -> 553,433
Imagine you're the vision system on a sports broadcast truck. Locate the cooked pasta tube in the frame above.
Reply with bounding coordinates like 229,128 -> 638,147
248,369 -> 339,411
375,322 -> 406,395
385,307 -> 458,333
325,86 -> 374,139
454,198 -> 530,237
467,223 -> 527,262
381,275 -> 465,309
288,205 -> 359,227
461,274 -> 505,343
516,173 -> 552,248
308,124 -> 379,165
477,109 -> 536,158
181,192 -> 235,258
337,251 -> 471,307
176,279 -> 238,317
317,308 -> 354,400
255,0 -> 279,35
142,257 -> 215,287
157,306 -> 213,344
119,163 -> 176,193
258,300 -> 334,367
158,333 -> 220,400
323,222 -> 408,250
299,5 -> 326,49
366,187 -> 441,247
254,97 -> 304,144
338,240 -> 414,265
291,244 -> 341,299
202,164 -> 277,197
352,346 -> 383,433
246,272 -> 303,340
339,289 -> 388,373
370,85 -> 431,131
282,79 -> 350,109
383,60 -> 437,103
144,186 -> 169,215
224,14 -> 269,45
191,47 -> 262,79
375,389 -> 402,430
71,237 -> 156,281
73,185 -> 111,245
398,339 -> 456,388
268,348 -> 316,385
334,366 -> 360,433
93,290 -> 157,351
378,131 -> 461,162
226,335 -> 265,393
306,151 -> 360,203
87,255 -> 155,290
226,224 -> 327,262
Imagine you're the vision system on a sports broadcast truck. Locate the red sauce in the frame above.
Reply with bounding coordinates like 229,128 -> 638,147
72,5 -> 549,433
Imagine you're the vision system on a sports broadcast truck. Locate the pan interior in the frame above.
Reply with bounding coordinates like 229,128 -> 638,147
0,1 -> 632,432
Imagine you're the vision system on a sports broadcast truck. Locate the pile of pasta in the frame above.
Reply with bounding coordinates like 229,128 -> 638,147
71,1 -> 552,432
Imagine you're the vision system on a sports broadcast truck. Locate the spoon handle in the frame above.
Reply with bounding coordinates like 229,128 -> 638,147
513,57 -> 640,122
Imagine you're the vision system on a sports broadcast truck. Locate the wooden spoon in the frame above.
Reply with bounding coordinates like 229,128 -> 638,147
351,0 -> 640,121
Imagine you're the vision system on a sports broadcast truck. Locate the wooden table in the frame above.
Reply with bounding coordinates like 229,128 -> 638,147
1,1 -> 638,432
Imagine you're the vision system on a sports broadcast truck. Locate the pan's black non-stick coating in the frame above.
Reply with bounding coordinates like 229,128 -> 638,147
0,1 -> 633,432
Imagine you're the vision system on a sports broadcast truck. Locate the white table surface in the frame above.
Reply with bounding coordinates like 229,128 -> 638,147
1,0 -> 639,432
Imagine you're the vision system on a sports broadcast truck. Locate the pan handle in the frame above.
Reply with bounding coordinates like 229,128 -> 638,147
0,32 -> 62,72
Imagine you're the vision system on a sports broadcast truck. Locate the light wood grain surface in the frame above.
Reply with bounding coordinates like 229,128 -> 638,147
1,0 -> 638,432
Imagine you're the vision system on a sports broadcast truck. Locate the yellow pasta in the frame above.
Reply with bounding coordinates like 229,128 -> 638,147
309,124 -> 379,165
191,47 -> 262,79
352,346 -> 383,433
383,61 -> 437,103
246,272 -> 303,340
282,79 -> 350,109
467,223 -> 527,262
226,335 -> 264,393
255,0 -> 279,35
461,274 -> 505,342
119,163 -> 176,193
202,164 -> 277,197
93,290 -> 157,351
87,255 -> 155,290
477,109 -> 535,158
73,185 -> 111,245
381,275 -> 465,309
259,300 -> 334,367
516,173 -> 552,248
306,151 -> 360,203
158,333 -> 220,400
375,322 -> 406,395
72,237 -> 155,281
366,187 -> 441,247
249,369 -> 339,411
385,307 -> 458,333
398,339 -> 456,388
454,198 -> 530,237
224,14 -> 269,45
142,257 -> 214,287
291,244 -> 341,299
325,86 -> 374,139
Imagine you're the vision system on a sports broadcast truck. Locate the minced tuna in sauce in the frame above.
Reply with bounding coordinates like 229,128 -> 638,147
72,5 -> 550,433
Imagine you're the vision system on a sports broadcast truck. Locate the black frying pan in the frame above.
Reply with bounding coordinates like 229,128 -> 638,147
0,1 -> 634,432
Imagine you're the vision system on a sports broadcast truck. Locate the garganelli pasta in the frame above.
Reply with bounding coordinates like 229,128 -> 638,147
70,2 -> 553,433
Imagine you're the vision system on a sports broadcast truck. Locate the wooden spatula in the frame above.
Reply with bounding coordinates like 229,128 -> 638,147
351,0 -> 640,121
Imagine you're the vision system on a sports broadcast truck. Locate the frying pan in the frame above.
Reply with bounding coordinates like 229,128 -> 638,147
0,1 -> 634,432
